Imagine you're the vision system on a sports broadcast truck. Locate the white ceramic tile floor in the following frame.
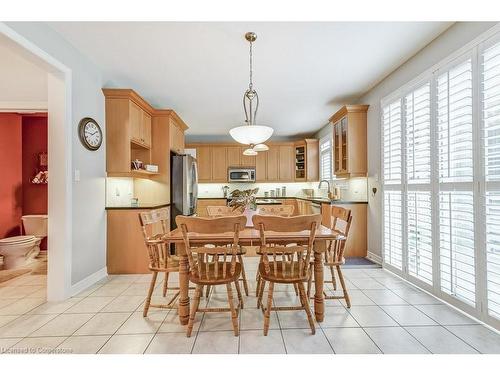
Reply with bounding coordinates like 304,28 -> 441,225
1,263 -> 500,354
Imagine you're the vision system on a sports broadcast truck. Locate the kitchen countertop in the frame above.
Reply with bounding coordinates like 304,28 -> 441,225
105,203 -> 170,210
197,196 -> 368,205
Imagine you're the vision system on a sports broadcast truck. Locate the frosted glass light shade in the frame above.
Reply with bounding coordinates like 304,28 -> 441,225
243,148 -> 258,156
229,125 -> 274,145
253,143 -> 269,151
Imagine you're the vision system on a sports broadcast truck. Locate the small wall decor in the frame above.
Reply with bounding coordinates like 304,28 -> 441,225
78,117 -> 102,151
32,152 -> 48,184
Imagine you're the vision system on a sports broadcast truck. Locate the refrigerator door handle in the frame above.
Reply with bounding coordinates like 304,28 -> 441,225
191,160 -> 198,215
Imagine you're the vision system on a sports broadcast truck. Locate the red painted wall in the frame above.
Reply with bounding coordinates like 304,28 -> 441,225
0,114 -> 23,239
22,115 -> 48,249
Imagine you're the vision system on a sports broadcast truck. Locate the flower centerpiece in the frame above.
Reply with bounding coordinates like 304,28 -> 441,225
228,188 -> 259,211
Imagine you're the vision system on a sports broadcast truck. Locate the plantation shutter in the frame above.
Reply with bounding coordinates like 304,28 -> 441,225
319,136 -> 332,181
405,83 -> 431,184
437,58 -> 476,306
383,100 -> 402,185
407,191 -> 433,284
384,191 -> 403,269
482,39 -> 500,319
437,59 -> 474,183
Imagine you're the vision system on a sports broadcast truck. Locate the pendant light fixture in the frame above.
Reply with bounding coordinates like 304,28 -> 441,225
229,32 -> 273,154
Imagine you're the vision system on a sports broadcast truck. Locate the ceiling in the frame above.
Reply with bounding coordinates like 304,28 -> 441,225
48,22 -> 452,139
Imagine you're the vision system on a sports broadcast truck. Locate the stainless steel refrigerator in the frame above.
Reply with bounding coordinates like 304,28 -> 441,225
171,154 -> 198,229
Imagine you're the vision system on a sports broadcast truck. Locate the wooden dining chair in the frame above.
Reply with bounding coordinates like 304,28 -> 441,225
206,205 -> 243,217
176,215 -> 246,337
205,205 -> 249,297
257,204 -> 295,217
307,206 -> 352,307
255,204 -> 296,297
253,214 -> 322,335
139,208 -> 181,317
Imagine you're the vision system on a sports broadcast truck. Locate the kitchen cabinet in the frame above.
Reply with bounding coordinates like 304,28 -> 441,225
211,146 -> 228,182
240,147 -> 256,166
196,199 -> 227,216
107,207 -> 169,274
279,144 -> 294,181
321,202 -> 367,257
197,146 -> 212,182
186,142 -> 303,183
104,89 -> 188,179
227,146 -> 241,167
169,117 -> 186,154
330,105 -> 369,178
256,151 -> 267,181
130,101 -> 152,148
297,199 -> 313,215
294,139 -> 319,181
266,145 -> 280,181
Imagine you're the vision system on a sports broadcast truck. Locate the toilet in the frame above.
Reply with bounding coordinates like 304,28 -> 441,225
0,236 -> 41,269
0,215 -> 47,270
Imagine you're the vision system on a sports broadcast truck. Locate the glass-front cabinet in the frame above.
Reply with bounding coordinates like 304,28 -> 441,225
329,105 -> 369,178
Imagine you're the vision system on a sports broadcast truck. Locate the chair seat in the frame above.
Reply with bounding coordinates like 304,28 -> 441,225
149,255 -> 180,272
190,262 -> 242,285
258,262 -> 309,283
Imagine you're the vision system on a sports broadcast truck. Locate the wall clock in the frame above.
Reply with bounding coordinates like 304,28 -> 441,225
78,117 -> 103,151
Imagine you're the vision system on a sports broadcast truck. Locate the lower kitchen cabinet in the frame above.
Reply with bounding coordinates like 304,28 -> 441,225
321,202 -> 367,257
107,207 -> 170,274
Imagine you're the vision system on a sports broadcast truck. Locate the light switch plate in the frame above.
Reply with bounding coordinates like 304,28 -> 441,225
74,169 -> 80,182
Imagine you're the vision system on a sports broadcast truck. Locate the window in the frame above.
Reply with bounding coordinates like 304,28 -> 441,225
382,27 -> 500,329
482,38 -> 500,319
407,191 -> 433,285
319,135 -> 332,181
405,83 -> 431,184
383,99 -> 402,185
384,191 -> 403,269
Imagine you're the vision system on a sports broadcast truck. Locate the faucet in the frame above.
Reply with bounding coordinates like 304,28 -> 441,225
318,180 -> 334,200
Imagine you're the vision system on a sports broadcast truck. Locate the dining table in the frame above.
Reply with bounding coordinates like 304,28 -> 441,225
162,209 -> 344,325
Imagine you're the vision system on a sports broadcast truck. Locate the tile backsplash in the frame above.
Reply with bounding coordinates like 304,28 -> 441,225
105,177 -> 134,207
198,177 -> 368,201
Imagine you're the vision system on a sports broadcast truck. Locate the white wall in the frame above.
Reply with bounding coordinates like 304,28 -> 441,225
4,22 -> 106,285
356,22 -> 498,258
0,42 -> 47,108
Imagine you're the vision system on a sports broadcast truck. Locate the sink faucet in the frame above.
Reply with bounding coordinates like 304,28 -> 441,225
318,180 -> 334,200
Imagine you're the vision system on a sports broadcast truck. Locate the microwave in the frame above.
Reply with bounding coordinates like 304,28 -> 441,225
228,167 -> 256,182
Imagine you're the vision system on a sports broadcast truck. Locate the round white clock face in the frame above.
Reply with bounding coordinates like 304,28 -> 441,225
79,118 -> 102,150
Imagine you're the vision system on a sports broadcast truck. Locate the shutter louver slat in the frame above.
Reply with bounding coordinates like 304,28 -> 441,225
407,191 -> 433,285
486,192 -> 500,319
319,137 -> 332,181
437,59 -> 474,183
483,40 -> 500,321
439,191 -> 476,307
406,83 -> 431,184
383,100 -> 402,184
384,191 -> 403,270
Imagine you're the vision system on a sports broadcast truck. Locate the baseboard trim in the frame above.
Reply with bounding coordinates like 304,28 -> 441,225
70,267 -> 108,297
366,251 -> 382,265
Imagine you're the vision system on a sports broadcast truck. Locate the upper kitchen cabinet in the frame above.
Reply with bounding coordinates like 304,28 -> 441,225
103,88 -> 188,178
240,146 -> 256,166
294,139 -> 319,181
226,146 -> 241,167
187,142 -> 303,183
169,113 -> 188,154
278,144 -> 294,181
129,101 -> 152,148
211,146 -> 228,182
329,105 -> 369,178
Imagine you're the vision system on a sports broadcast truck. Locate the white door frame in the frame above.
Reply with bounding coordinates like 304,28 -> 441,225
0,23 -> 73,300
